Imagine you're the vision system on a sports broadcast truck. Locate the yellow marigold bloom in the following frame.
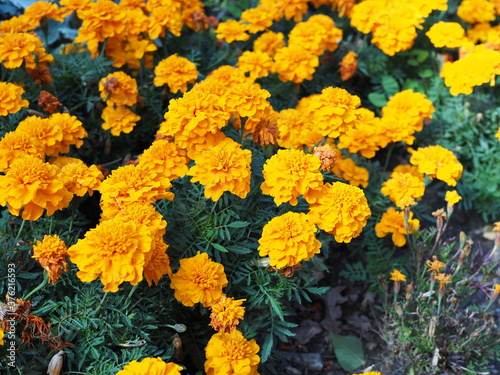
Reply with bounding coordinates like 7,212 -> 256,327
435,272 -> 452,286
258,212 -> 321,268
154,54 -> 199,93
288,21 -> 330,56
426,21 -> 467,48
307,87 -> 361,138
16,116 -> 63,157
59,0 -> 92,16
147,1 -> 183,39
274,45 -> 319,84
237,51 -> 275,80
101,105 -> 141,136
377,115 -> 418,147
99,163 -> 174,217
445,190 -> 462,207
382,89 -> 435,133
0,155 -> 72,221
261,149 -> 323,206
137,139 -> 189,181
0,82 -> 29,116
196,65 -> 250,97
253,30 -> 285,57
308,14 -> 343,52
331,0 -> 356,17
337,108 -> 382,158
99,71 -> 138,107
68,218 -> 152,292
390,269 -> 406,282
222,81 -> 271,119
351,372 -> 382,375
204,330 -> 260,375
339,51 -> 358,81
143,234 -> 172,286
61,161 -> 103,197
308,182 -> 371,243
0,14 -> 34,33
188,138 -> 252,201
426,258 -> 446,273
48,113 -> 87,153
170,251 -> 228,307
32,234 -> 69,284
105,35 -> 157,70
391,164 -> 425,182
458,0 -> 495,23
241,4 -> 277,34
215,19 -> 250,44
381,172 -> 425,208
116,357 -> 183,375
209,295 -> 246,333
334,157 -> 370,188
282,0 -> 309,21
106,201 -> 167,238
0,131 -> 44,172
0,32 -> 53,70
24,1 -> 65,24
276,108 -> 323,149
375,207 -> 420,247
409,145 -> 463,186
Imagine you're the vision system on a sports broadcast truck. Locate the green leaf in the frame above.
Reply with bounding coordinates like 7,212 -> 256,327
260,334 -> 274,363
418,69 -> 434,78
381,75 -> 400,97
367,92 -> 387,108
226,221 -> 250,228
328,332 -> 365,372
211,242 -> 228,253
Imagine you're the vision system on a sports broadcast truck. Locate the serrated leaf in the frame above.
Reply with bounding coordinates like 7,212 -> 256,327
260,334 -> 273,363
226,221 -> 250,228
367,92 -> 387,108
211,242 -> 228,252
329,332 -> 365,372
381,75 -> 399,97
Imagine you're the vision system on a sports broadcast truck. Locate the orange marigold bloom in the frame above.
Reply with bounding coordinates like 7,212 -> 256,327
274,45 -> 319,84
204,330 -> 260,375
24,1 -> 65,24
337,108 -> 382,158
375,207 -> 420,247
222,81 -> 271,119
253,30 -> 285,57
445,190 -> 462,207
237,51 -> 275,80
137,139 -> 189,181
457,0 -> 496,23
0,155 -> 72,221
382,90 -> 435,133
105,35 -> 157,70
308,182 -> 371,243
32,235 -> 69,284
105,201 -> 166,237
390,269 -> 406,282
188,138 -> 252,201
215,19 -> 250,44
195,65 -> 250,97
116,357 -> 183,375
307,14 -> 343,52
68,218 -> 152,292
170,251 -> 228,307
426,21 -> 467,48
147,1 -> 183,39
101,105 -> 140,136
0,82 -> 29,116
0,32 -> 53,70
143,235 -> 172,286
258,212 -> 321,268
241,4 -> 277,34
48,113 -> 87,153
0,14 -> 34,33
98,163 -> 174,217
282,0 -> 309,21
288,21 -> 330,56
334,157 -> 370,188
331,0 -> 356,17
16,116 -> 63,157
209,295 -> 246,333
381,172 -> 425,208
409,145 -> 463,186
377,115 -> 417,147
99,71 -> 138,107
60,160 -> 103,197
307,87 -> 361,138
261,149 -> 323,206
276,108 -> 323,149
0,131 -> 44,172
426,258 -> 446,273
154,54 -> 199,93
339,51 -> 358,81
391,164 -> 425,181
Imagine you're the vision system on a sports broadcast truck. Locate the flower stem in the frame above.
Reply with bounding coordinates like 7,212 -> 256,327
14,219 -> 26,244
125,284 -> 139,306
24,272 -> 49,300
96,292 -> 109,312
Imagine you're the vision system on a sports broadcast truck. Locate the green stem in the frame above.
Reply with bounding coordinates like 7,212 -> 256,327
437,293 -> 442,315
24,272 -> 49,300
49,215 -> 54,234
14,219 -> 26,244
96,292 -> 109,312
125,284 -> 139,306
383,143 -> 394,172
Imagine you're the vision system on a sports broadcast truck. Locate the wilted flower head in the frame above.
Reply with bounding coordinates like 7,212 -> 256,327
32,235 -> 69,284
338,51 -> 358,81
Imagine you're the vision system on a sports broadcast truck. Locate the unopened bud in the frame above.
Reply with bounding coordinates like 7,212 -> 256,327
393,302 -> 403,317
378,274 -> 388,292
47,351 -> 64,375
173,323 -> 186,333
428,317 -> 437,338
405,283 -> 413,301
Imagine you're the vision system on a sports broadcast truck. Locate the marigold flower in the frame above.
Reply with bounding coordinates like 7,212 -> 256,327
101,105 -> 141,136
0,32 -> 53,70
409,145 -> 463,186
68,218 -> 152,292
188,138 -> 252,201
375,207 -> 420,247
331,0 -> 356,17
104,35 -> 157,70
37,91 -> 61,114
307,87 -> 361,138
24,1 -> 65,24
48,113 -> 87,153
261,149 -> 323,206
60,161 -> 103,197
143,234 -> 172,286
241,4 -> 277,34
288,20 -> 330,56
16,116 -> 62,157
209,295 -> 246,333
99,163 -> 174,217
307,14 -> 343,52
215,19 -> 250,43
99,71 -> 138,107
32,235 -> 69,284
381,172 -> 425,208
204,330 -> 260,375
445,190 -> 462,207
116,357 -> 183,375
0,14 -> 34,33
337,108 -> 382,158
426,258 -> 446,273
426,22 -> 467,49
0,82 -> 29,116
282,0 -> 309,21
223,81 -> 271,120
196,65 -> 250,97
0,155 -> 72,221
390,269 -> 406,282
170,252 -> 228,307
339,51 -> 358,81
258,212 -> 321,268
0,131 -> 44,172
308,182 -> 371,243
457,0 -> 496,24
391,164 -> 425,182
253,30 -> 285,57
492,284 -> 500,302
333,157 -> 369,188
276,108 -> 323,149
105,201 -> 166,237
237,51 -> 275,80
273,45 -> 319,84
435,273 -> 452,296
154,54 -> 199,93
0,328 -> 4,345
147,2 -> 183,39
137,139 -> 189,181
